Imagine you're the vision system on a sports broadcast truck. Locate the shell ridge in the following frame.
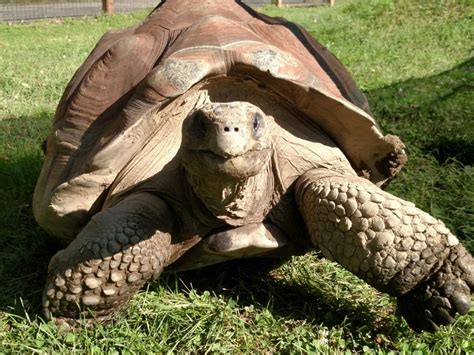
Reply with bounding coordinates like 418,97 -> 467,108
237,1 -> 370,114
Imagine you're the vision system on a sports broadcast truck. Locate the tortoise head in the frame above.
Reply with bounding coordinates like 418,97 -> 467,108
181,102 -> 273,180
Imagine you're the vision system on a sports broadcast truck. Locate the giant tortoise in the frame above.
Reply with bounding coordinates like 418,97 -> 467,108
34,0 -> 473,331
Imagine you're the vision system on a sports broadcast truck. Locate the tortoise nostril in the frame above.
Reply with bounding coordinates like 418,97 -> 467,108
222,126 -> 240,133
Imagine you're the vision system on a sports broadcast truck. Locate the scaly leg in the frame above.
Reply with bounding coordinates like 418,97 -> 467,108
43,193 -> 174,325
295,168 -> 473,332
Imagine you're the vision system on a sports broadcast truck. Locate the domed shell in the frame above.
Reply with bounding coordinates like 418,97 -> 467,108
35,0 -> 406,236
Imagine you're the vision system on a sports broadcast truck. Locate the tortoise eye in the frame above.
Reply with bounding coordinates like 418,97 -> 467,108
252,112 -> 264,139
253,113 -> 262,131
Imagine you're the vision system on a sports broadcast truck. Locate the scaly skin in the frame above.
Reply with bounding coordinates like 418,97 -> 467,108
295,168 -> 473,332
43,193 -> 174,325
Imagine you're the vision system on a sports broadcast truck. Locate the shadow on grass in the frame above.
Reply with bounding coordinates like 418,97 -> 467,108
423,137 -> 473,166
0,59 -> 471,337
160,258 -> 399,337
366,57 -> 473,165
0,115 -> 55,319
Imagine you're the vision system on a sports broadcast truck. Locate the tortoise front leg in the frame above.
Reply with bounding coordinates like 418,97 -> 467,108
295,168 -> 473,332
43,193 -> 174,326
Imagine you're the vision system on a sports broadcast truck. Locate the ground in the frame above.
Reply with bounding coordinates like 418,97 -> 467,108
0,0 -> 473,352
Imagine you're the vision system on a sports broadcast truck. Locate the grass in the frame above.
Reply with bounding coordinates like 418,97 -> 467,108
0,0 -> 99,5
0,0 -> 473,352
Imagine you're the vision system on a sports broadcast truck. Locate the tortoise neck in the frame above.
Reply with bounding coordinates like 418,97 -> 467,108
186,164 -> 274,224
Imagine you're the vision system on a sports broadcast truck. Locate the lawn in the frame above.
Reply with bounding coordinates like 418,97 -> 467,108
0,0 -> 473,352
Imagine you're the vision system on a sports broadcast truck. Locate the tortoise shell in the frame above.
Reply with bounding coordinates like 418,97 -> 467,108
34,0 -> 406,238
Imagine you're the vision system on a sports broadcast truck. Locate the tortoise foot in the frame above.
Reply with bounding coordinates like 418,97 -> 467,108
398,244 -> 473,332
43,193 -> 173,325
295,168 -> 473,332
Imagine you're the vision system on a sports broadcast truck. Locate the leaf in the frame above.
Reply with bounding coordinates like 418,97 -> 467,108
65,333 -> 75,344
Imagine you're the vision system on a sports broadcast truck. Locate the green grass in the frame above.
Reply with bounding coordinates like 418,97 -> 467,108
0,0 -> 98,5
0,1 -> 473,352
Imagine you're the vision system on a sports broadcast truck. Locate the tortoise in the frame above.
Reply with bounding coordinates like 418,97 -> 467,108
34,0 -> 473,332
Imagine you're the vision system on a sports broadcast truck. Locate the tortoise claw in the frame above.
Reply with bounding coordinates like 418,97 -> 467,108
397,289 -> 448,333
432,307 -> 455,326
450,291 -> 471,315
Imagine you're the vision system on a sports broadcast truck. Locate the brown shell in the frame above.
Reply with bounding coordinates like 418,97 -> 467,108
40,0 -> 406,206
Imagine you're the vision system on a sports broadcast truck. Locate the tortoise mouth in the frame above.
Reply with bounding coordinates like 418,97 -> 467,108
196,147 -> 268,160
194,146 -> 272,168
181,146 -> 272,179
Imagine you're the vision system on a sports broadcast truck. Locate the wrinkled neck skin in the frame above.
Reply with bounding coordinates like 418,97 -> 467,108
186,161 -> 274,224
181,101 -> 276,225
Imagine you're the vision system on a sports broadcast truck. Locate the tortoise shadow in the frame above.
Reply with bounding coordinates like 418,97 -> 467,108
422,137 -> 473,166
366,57 -> 473,167
0,115 -> 55,317
158,257 -> 398,335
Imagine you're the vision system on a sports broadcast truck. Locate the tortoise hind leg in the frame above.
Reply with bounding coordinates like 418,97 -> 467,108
43,193 -> 175,326
295,168 -> 473,332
